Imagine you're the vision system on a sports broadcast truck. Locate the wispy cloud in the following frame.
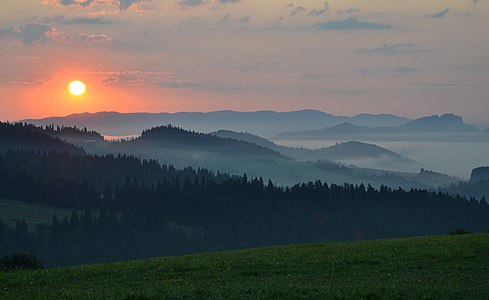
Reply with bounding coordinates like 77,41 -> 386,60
336,8 -> 360,15
308,1 -> 330,17
99,71 -> 250,93
73,33 -> 112,42
300,73 -> 336,80
89,70 -> 175,87
43,14 -> 116,25
359,67 -> 418,76
222,14 -> 251,23
0,53 -> 39,60
179,0 -> 205,8
0,23 -> 113,45
410,82 -> 485,87
232,66 -> 273,73
356,43 -> 431,55
312,17 -> 392,30
391,67 -> 418,74
217,0 -> 240,4
0,75 -> 54,86
0,23 -> 60,45
42,0 -> 152,12
424,8 -> 450,19
284,3 -> 306,17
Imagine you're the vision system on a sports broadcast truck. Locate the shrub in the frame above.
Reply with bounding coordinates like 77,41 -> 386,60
0,253 -> 43,271
449,228 -> 471,235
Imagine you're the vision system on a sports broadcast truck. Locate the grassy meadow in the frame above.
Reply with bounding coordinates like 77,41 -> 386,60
1,233 -> 488,299
0,199 -> 74,232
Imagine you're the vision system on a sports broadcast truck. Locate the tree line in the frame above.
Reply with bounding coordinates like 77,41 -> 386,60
1,150 -> 488,266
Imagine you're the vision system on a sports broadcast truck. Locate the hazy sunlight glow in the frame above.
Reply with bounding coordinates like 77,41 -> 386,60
69,80 -> 86,96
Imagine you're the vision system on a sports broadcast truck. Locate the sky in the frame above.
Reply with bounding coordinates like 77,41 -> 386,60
0,0 -> 488,123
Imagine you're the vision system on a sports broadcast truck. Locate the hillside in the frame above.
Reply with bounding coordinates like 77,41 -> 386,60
320,141 -> 404,160
106,125 -> 363,186
21,110 -> 411,137
1,234 -> 488,299
212,130 -> 279,151
0,122 -> 85,155
212,131 -> 418,172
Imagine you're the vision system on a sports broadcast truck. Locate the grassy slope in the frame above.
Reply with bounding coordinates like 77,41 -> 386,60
0,199 -> 74,232
1,234 -> 489,299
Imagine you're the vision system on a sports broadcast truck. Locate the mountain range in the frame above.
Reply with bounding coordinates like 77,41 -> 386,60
1,121 -> 457,189
273,114 -> 485,141
21,110 -> 411,137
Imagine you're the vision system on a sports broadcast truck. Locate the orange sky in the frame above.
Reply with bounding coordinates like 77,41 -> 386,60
1,0 -> 488,123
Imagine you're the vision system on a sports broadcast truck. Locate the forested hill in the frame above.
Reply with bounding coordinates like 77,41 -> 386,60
0,122 -> 85,155
0,151 -> 229,206
137,125 -> 282,157
1,150 -> 488,266
211,130 -> 417,172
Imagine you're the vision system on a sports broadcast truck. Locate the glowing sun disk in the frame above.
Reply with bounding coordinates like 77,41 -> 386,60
69,80 -> 86,96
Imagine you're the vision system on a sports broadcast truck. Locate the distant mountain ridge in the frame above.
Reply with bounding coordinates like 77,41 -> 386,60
20,110 -> 411,137
273,114 -> 483,141
398,114 -> 478,132
470,167 -> 489,183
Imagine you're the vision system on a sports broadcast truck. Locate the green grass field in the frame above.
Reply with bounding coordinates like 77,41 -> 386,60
1,233 -> 488,299
0,199 -> 74,232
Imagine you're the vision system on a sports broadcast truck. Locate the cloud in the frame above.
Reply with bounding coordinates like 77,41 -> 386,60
120,73 -> 250,93
92,70 -> 175,87
356,43 -> 431,55
119,0 -> 148,11
391,67 -> 418,73
43,14 -> 115,25
179,0 -> 205,8
42,0 -> 152,12
73,33 -> 112,42
312,17 -> 392,30
0,27 -> 15,38
0,23 -> 113,45
308,1 -> 330,17
290,6 -> 306,17
359,67 -> 418,76
232,66 -> 273,73
0,53 -> 39,60
42,0 -> 98,8
300,73 -> 336,80
160,81 -> 247,92
217,0 -> 240,4
336,8 -> 360,15
284,3 -> 311,17
222,14 -> 251,23
92,69 -> 246,92
0,75 -> 54,86
410,82 -> 485,87
0,23 -> 59,45
424,8 -> 450,19
20,24 -> 57,44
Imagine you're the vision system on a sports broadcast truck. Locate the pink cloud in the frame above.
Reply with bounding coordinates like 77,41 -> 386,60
41,0 -> 153,12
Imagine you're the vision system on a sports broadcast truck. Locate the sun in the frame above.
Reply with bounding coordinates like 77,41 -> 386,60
69,80 -> 86,96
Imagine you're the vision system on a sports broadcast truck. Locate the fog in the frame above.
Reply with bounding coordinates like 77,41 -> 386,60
274,140 -> 489,179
